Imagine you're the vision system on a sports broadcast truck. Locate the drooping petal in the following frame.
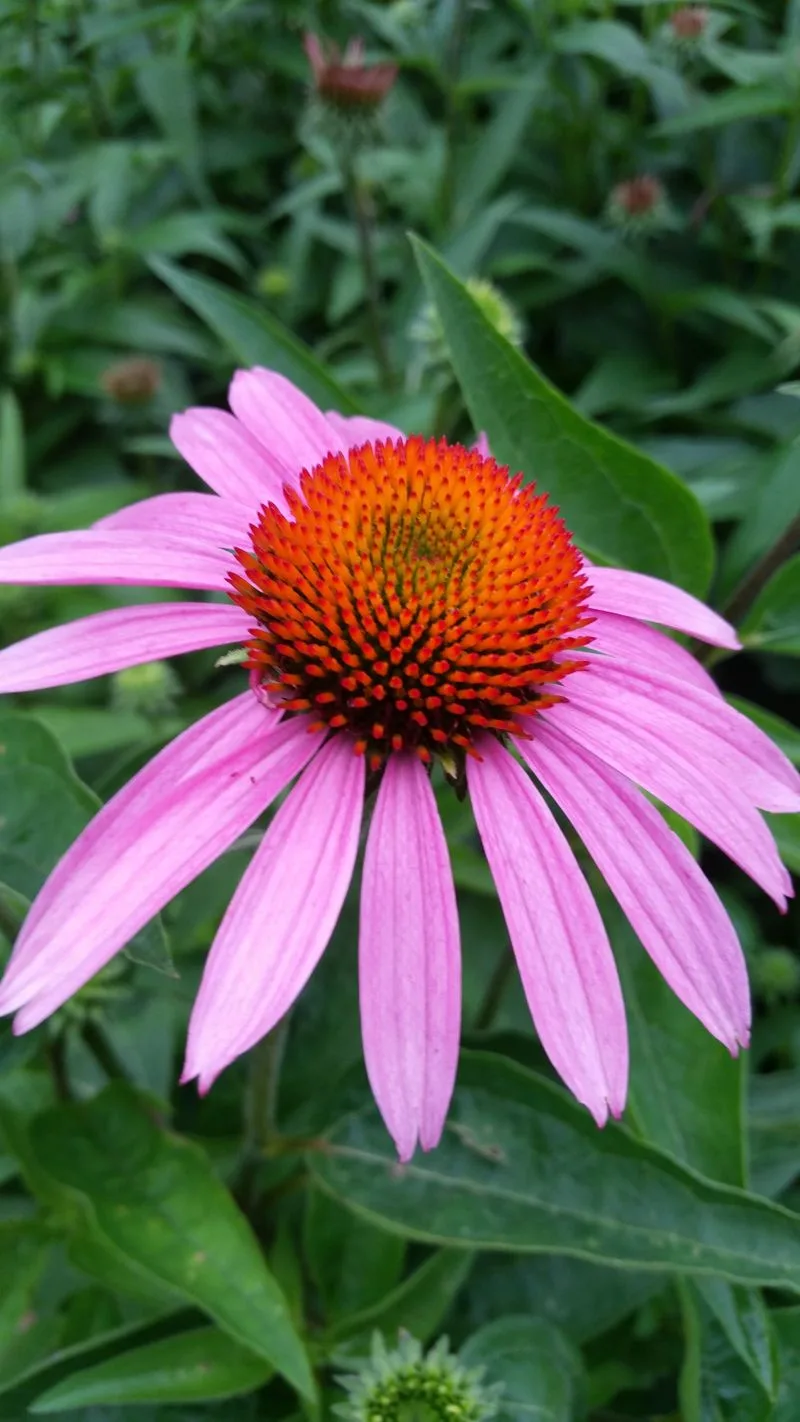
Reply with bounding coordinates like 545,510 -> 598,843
518,724 -> 750,1051
183,735 -> 364,1089
359,754 -> 461,1161
324,411 -> 404,448
0,700 -> 318,1025
566,664 -> 800,812
170,407 -> 289,508
0,530 -> 230,592
98,492 -> 252,548
228,368 -> 342,479
588,611 -> 721,697
467,738 -> 628,1124
540,698 -> 792,908
0,602 -> 251,692
587,567 -> 740,649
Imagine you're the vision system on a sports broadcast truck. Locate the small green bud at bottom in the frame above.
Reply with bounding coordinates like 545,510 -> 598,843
335,1334 -> 502,1422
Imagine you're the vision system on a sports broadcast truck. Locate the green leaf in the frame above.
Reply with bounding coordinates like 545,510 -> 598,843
769,813 -> 800,875
304,1189 -> 405,1322
411,236 -> 713,593
775,1307 -> 800,1422
694,1280 -> 778,1402
554,19 -> 650,75
0,390 -> 25,506
460,1316 -> 583,1422
749,1070 -> 800,1199
0,712 -> 172,973
0,1223 -> 50,1368
328,1249 -> 474,1351
719,441 -> 800,601
310,1052 -> 800,1291
740,553 -> 800,654
28,1084 -> 313,1398
727,699 -> 800,767
29,1328 -> 273,1411
609,905 -> 745,1187
150,257 -> 359,413
680,1283 -> 776,1422
136,56 -> 206,200
654,85 -> 793,135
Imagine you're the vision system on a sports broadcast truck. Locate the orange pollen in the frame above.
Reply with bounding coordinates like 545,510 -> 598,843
229,436 -> 593,767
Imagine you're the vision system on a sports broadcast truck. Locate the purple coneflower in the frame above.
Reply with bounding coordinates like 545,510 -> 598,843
0,368 -> 796,1159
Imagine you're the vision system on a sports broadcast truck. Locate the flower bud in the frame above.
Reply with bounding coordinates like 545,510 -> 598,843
112,659 -> 180,717
304,33 -> 397,113
335,1332 -> 502,1422
100,358 -> 161,406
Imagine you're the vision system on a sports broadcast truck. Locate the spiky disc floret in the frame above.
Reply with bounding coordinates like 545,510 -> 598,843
334,1333 -> 502,1422
230,436 -> 591,770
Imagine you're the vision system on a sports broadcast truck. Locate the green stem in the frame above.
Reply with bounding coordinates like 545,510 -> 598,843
721,510 -> 800,630
342,157 -> 394,390
245,1019 -> 290,1157
473,950 -> 514,1031
775,106 -> 800,206
439,0 -> 470,231
82,1020 -> 130,1081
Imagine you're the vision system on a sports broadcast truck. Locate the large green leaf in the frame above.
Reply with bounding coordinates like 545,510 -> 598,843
150,257 -> 359,413
28,1084 -> 313,1399
610,905 -> 745,1187
411,237 -> 713,593
310,1053 -> 800,1291
29,1328 -> 272,1411
0,712 -> 171,972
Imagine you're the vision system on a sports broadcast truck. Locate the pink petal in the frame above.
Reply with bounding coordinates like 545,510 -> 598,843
473,431 -> 491,457
324,411 -> 404,448
588,611 -> 721,697
587,567 -> 740,649
467,739 -> 628,1124
518,725 -> 750,1052
566,664 -> 800,813
183,735 -> 364,1088
170,407 -> 289,508
0,602 -> 250,692
228,369 -> 342,479
0,530 -> 230,592
0,700 -> 318,1026
98,492 -> 252,548
540,698 -> 792,908
359,754 -> 461,1162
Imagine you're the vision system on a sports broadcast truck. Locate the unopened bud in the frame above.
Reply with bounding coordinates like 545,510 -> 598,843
335,1333 -> 502,1422
112,659 -> 179,717
305,33 -> 397,113
100,357 -> 161,406
670,6 -> 710,40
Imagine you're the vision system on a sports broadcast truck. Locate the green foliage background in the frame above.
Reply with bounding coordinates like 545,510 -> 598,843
1,0 -> 800,1417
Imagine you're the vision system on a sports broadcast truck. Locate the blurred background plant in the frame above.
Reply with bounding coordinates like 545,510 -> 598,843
1,0 -> 800,1418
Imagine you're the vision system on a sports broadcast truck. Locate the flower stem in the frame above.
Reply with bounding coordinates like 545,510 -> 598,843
439,0 -> 470,231
342,157 -> 394,391
473,949 -> 514,1031
245,1019 -> 290,1157
721,510 -> 800,629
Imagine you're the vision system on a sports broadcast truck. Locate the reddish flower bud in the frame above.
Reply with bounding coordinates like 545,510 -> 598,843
304,32 -> 397,111
670,6 -> 710,39
610,175 -> 664,218
100,357 -> 161,405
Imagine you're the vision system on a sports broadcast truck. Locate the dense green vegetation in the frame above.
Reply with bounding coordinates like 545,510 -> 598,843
1,0 -> 799,1417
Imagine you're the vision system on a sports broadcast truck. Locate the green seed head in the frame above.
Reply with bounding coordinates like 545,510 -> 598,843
335,1333 -> 502,1422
